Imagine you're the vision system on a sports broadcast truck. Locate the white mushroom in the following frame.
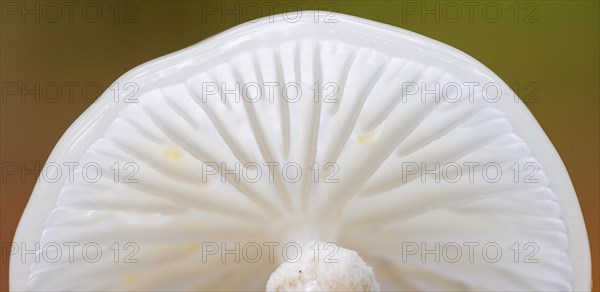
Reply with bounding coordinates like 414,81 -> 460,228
11,11 -> 590,291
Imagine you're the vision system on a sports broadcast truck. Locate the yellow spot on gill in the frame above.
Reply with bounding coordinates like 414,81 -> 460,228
357,131 -> 376,144
123,274 -> 138,283
163,149 -> 182,160
188,242 -> 199,251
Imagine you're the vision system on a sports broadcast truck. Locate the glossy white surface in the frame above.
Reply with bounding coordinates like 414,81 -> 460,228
11,11 -> 590,291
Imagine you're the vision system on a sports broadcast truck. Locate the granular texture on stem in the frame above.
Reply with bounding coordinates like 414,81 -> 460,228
266,241 -> 380,291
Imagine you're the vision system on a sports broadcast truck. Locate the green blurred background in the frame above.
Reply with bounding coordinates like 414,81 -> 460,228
1,0 -> 598,290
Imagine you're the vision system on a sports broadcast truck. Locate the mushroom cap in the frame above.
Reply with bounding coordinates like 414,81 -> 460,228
11,11 -> 590,291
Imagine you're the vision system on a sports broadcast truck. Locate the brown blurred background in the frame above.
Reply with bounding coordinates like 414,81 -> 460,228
1,1 -> 598,291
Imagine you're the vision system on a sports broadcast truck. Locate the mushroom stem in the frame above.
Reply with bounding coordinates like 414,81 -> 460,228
265,241 -> 380,291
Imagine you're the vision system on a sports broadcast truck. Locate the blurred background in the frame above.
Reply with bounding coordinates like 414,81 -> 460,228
1,0 -> 598,290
